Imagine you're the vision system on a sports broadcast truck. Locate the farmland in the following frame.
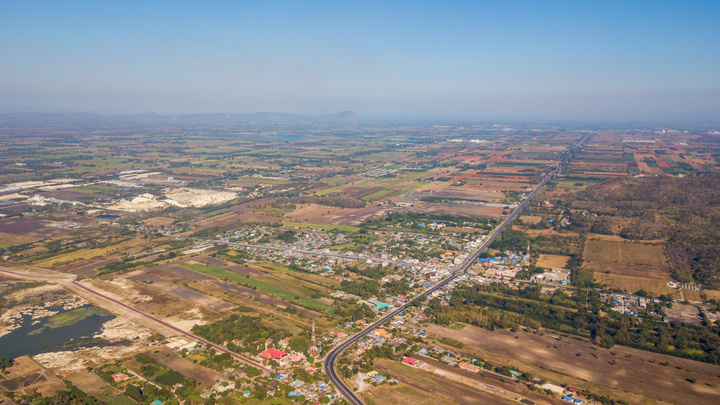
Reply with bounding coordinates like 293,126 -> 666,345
1,116 -> 719,405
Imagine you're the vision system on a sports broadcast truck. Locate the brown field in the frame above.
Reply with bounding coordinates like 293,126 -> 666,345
0,217 -> 73,238
287,203 -> 391,226
40,190 -> 98,202
434,188 -> 505,202
520,215 -> 543,224
66,371 -> 111,393
361,358 -> 520,405
58,255 -> 118,277
584,240 -> 670,278
143,216 -> 175,227
144,347 -> 223,386
681,289 -> 720,302
147,263 -> 321,319
0,231 -> 39,245
595,273 -> 676,296
408,202 -> 505,218
408,356 -> 561,405
522,229 -> 580,238
0,356 -> 65,397
426,324 -> 720,405
584,240 -> 674,294
127,269 -> 236,312
536,254 -> 570,269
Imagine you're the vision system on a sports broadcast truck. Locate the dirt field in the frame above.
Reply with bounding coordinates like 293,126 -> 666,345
58,256 -> 119,277
409,355 -> 561,405
426,324 -> 720,405
143,216 -> 175,227
66,371 -> 112,393
584,240 -> 674,293
362,358 -> 521,405
0,356 -> 65,397
584,241 -> 669,273
144,347 -> 223,386
595,273 -> 676,296
520,215 -> 543,225
127,269 -> 236,312
535,254 -> 569,269
407,202 -> 505,218
144,263 -> 321,319
0,231 -> 39,245
0,217 -> 73,239
288,203 -> 391,226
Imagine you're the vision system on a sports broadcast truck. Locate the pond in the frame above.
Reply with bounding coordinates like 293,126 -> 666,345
0,305 -> 115,358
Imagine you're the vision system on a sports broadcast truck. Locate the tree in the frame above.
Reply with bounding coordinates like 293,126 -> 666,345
289,335 -> 310,353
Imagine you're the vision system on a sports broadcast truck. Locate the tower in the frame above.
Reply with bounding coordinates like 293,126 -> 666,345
310,320 -> 318,356
526,243 -> 530,271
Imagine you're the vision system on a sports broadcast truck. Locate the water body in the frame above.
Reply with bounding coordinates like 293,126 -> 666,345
97,215 -> 119,220
0,305 -> 115,358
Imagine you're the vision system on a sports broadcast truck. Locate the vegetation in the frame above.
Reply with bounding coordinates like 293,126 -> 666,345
425,282 -> 720,365
559,174 -> 720,286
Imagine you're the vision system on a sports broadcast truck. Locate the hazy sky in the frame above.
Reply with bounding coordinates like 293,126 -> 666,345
1,1 -> 719,120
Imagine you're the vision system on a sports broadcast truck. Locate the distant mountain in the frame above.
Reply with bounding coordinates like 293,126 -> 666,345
0,111 -> 359,127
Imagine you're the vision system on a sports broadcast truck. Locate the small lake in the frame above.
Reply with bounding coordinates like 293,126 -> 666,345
0,305 -> 115,358
97,215 -> 119,220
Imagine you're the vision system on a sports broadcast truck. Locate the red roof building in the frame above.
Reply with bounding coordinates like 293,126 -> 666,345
258,348 -> 288,361
402,358 -> 419,367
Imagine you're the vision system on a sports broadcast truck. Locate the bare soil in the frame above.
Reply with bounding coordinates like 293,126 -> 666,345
535,254 -> 570,269
144,347 -> 223,386
426,324 -> 720,404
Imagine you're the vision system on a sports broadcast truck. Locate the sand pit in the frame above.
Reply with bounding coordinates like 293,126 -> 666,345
106,188 -> 237,212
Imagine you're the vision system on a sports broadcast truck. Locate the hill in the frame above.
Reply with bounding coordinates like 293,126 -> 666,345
560,174 -> 720,286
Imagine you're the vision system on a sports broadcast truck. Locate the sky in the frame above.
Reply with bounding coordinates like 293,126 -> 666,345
1,1 -> 719,120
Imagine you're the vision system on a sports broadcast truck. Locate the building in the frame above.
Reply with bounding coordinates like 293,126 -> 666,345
402,358 -> 419,367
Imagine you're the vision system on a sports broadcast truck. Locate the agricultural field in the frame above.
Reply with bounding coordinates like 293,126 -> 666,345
583,239 -> 676,295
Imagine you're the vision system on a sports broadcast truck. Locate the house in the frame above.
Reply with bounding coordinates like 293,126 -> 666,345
112,373 -> 130,383
458,362 -> 479,373
258,348 -> 288,361
402,358 -> 419,367
562,396 -> 574,402
567,387 -> 578,393
373,374 -> 386,383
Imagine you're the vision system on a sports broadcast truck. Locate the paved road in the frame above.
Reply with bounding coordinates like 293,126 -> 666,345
322,163 -> 563,404
0,267 -> 272,376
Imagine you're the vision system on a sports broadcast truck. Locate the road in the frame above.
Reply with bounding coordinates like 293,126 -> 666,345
322,163 -> 562,405
0,267 -> 272,376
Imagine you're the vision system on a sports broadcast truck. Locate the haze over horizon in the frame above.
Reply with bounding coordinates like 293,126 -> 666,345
1,1 -> 719,121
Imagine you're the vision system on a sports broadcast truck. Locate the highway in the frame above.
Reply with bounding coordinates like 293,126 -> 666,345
0,267 -> 272,376
322,165 -> 562,405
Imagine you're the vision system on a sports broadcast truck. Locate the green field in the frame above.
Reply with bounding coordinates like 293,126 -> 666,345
29,306 -> 109,335
283,222 -> 361,232
181,262 -> 334,314
105,396 -> 137,405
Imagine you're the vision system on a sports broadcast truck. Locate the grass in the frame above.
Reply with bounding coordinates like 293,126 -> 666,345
29,306 -> 109,335
71,185 -> 117,194
105,396 -> 137,405
181,262 -> 334,314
